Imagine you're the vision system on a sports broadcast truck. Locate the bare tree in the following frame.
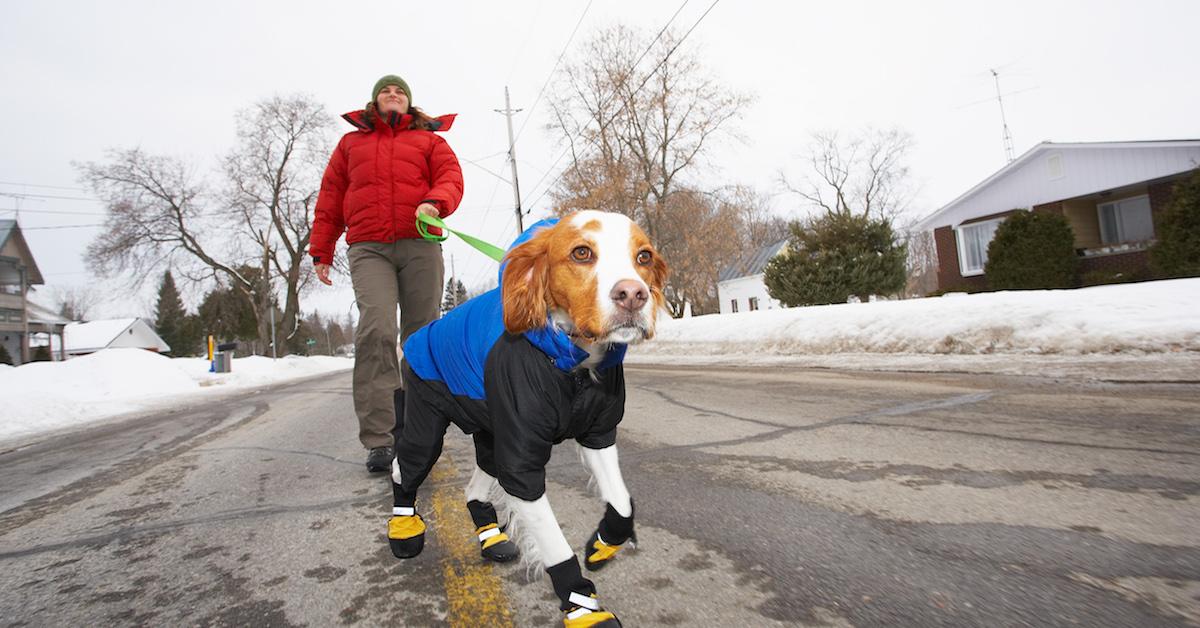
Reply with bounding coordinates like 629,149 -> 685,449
51,285 -> 100,321
903,229 -> 940,297
78,94 -> 332,355
781,127 -> 916,220
223,94 -> 333,351
546,24 -> 753,316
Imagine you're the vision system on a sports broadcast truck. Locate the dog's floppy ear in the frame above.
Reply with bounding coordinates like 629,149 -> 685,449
647,247 -> 670,309
502,232 -> 550,334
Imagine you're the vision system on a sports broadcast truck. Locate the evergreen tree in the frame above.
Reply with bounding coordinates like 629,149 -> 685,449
764,212 -> 907,306
984,211 -> 1078,290
154,271 -> 193,356
1150,168 -> 1200,278
198,283 -> 258,348
441,277 -> 468,313
0,343 -> 13,365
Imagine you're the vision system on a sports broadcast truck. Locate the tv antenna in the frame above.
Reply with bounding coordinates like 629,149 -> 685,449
991,68 -> 1016,163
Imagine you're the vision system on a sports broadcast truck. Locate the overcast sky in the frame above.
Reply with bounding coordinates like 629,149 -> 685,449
3,0 -> 1197,320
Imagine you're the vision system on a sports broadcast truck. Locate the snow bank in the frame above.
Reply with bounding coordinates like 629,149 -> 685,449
2,349 -> 352,443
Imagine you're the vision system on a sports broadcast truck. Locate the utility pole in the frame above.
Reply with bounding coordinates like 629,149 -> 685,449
991,69 -> 1016,163
450,254 -> 458,309
496,87 -> 524,233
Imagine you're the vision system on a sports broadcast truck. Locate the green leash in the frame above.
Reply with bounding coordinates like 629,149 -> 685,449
416,213 -> 506,262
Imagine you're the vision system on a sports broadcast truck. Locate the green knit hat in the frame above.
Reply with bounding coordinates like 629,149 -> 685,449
372,75 -> 412,105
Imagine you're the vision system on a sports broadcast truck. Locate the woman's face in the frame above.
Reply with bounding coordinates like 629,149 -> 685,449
376,85 -> 409,115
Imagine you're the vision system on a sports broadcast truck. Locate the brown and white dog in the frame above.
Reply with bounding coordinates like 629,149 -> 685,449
388,210 -> 667,627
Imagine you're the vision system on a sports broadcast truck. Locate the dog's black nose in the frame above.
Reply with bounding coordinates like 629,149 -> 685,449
610,280 -> 648,311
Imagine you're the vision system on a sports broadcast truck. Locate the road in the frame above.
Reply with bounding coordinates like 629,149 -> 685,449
1,365 -> 1198,627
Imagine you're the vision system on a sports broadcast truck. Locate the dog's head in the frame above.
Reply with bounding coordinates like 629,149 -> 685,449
501,210 -> 669,344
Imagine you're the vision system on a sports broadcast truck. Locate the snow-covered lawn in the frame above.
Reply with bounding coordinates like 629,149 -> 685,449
629,278 -> 1200,380
1,349 -> 352,444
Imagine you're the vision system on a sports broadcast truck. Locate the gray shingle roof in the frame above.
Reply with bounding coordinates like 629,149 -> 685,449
718,239 -> 788,282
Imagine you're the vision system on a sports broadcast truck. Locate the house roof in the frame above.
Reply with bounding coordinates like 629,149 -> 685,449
718,239 -> 788,282
911,139 -> 1200,233
0,219 -> 45,285
62,317 -> 175,354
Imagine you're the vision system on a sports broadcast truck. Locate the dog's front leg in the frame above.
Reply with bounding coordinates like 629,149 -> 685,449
579,445 -> 635,572
510,495 -> 618,626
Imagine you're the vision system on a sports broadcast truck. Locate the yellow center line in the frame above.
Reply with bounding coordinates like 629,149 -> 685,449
429,454 -> 515,627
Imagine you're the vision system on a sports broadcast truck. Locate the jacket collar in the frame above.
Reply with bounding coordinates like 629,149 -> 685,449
524,324 -> 627,372
340,109 -> 457,133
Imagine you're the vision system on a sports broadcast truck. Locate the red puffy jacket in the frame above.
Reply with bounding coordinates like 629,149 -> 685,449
309,110 -> 464,264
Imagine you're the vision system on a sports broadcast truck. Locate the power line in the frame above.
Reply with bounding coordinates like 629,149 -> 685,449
510,0 -> 596,146
524,0 -> 719,212
19,223 -> 105,230
0,191 -> 98,202
0,180 -> 88,192
0,207 -> 106,216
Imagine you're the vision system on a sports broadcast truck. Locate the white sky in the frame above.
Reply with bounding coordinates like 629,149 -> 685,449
3,0 -> 1198,319
5,278 -> 1197,445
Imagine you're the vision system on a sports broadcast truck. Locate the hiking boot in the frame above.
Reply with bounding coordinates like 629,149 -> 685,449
366,446 -> 394,473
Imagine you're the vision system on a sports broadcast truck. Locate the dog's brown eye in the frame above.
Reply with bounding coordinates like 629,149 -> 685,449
571,246 -> 593,262
636,250 -> 653,266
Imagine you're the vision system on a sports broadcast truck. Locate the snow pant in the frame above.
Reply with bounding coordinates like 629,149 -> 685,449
348,239 -> 444,450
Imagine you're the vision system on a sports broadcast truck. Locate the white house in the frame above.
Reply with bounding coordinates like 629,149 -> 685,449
63,318 -> 170,358
716,240 -> 787,314
912,140 -> 1200,293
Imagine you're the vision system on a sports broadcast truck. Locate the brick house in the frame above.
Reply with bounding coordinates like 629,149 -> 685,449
912,140 -> 1200,293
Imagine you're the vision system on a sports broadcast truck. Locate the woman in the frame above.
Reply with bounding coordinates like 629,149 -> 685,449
310,74 -> 463,473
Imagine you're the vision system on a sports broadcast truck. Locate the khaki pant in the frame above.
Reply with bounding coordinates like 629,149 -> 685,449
348,239 -> 444,449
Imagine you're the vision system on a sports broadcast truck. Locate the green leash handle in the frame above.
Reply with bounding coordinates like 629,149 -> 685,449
416,213 -> 506,262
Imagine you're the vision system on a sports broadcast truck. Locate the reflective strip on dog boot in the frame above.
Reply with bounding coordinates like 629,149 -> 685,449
476,523 -> 519,562
563,594 -> 620,628
388,514 -> 426,559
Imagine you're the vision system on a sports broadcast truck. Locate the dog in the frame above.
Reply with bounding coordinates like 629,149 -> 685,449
387,210 -> 668,627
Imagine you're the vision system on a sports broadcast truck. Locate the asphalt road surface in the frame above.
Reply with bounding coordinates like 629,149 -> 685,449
1,364 -> 1198,627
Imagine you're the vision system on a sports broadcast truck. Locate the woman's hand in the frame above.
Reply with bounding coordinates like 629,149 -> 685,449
415,203 -> 440,218
314,263 -> 333,286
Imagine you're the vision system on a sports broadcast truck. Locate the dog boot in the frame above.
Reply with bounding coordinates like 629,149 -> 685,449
583,501 -> 635,572
467,500 -> 519,562
548,557 -> 621,627
388,506 -> 425,559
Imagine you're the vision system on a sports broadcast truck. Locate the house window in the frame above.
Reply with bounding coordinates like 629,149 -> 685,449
1098,195 -> 1153,244
955,218 -> 1003,276
730,299 -> 739,313
1046,153 -> 1064,180
748,297 -> 759,311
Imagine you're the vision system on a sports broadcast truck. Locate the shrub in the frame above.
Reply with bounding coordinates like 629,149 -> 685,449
984,211 -> 1078,290
764,212 -> 907,306
1150,168 -> 1200,278
31,345 -> 51,362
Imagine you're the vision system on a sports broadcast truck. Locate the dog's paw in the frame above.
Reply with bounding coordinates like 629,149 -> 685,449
388,514 -> 426,559
582,529 -> 634,572
477,523 -> 519,563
